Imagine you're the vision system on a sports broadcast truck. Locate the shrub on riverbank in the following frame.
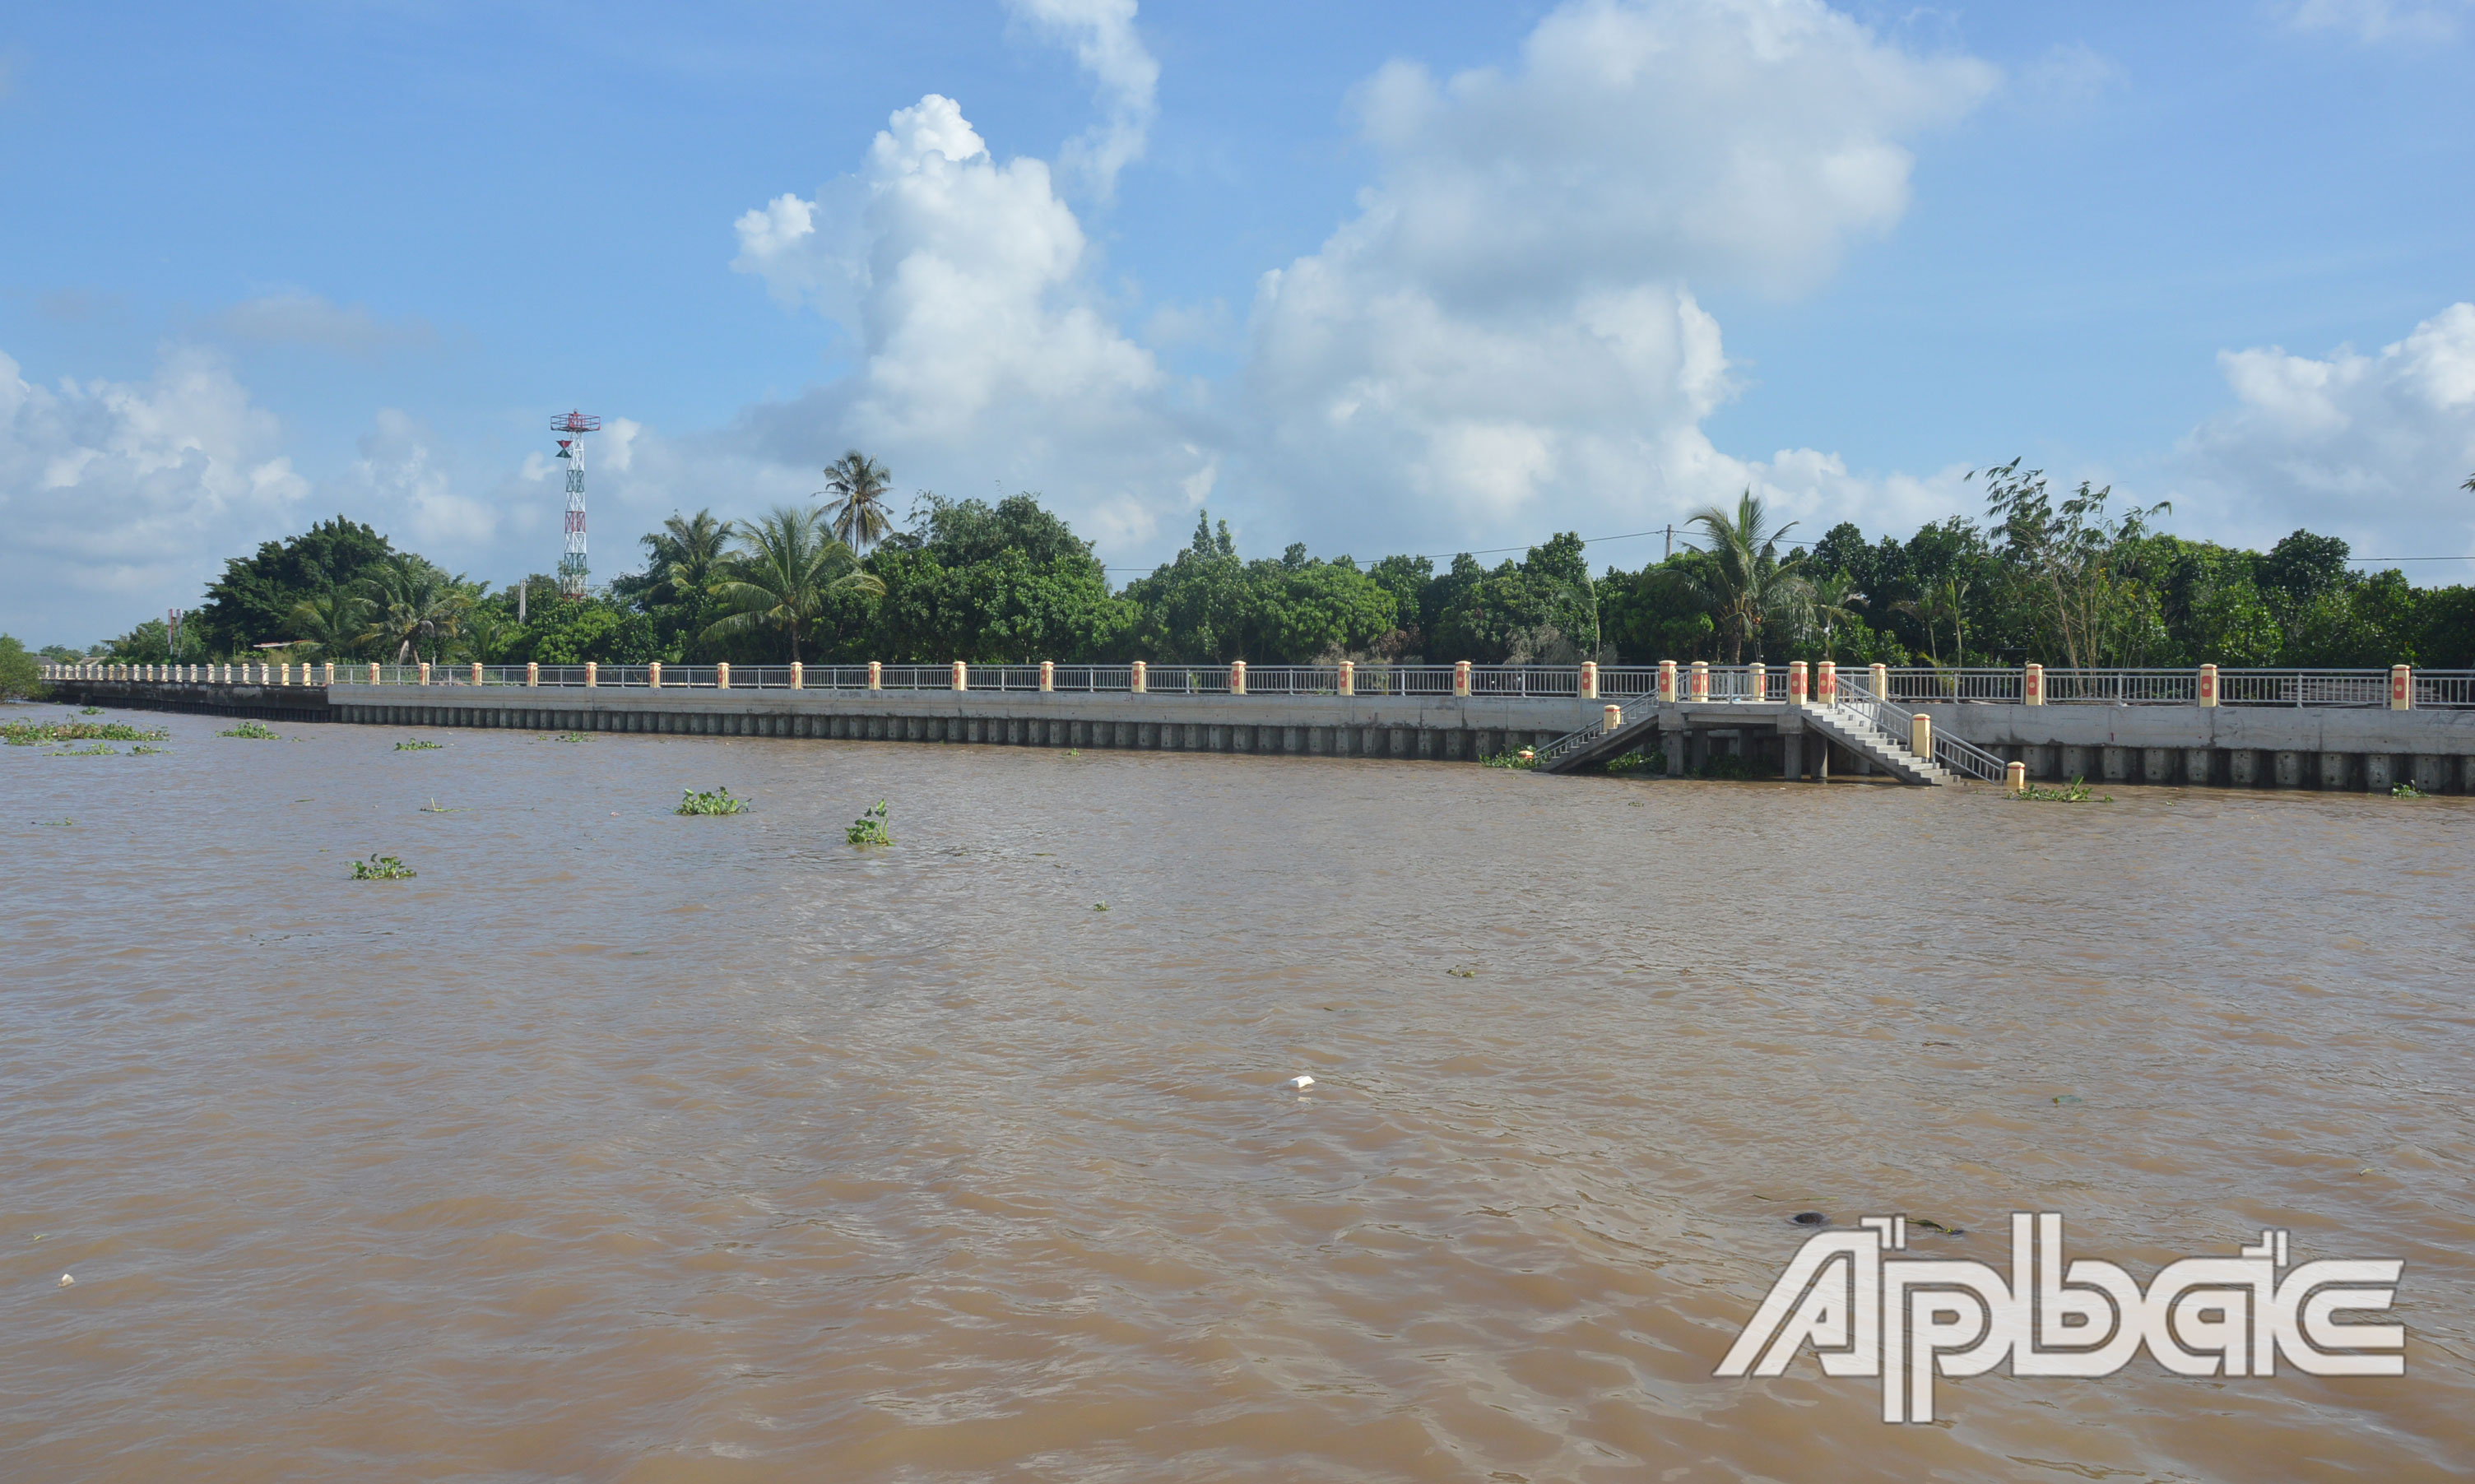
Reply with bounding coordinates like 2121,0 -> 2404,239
0,636 -> 44,701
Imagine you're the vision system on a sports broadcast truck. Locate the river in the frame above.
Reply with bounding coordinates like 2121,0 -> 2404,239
4,703 -> 2470,1481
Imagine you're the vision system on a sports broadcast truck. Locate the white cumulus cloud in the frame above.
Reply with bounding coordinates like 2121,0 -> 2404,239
1230,0 -> 1996,558
2171,303 -> 2475,556
730,92 -> 1200,557
0,345 -> 309,644
1003,0 -> 1159,199
2284,0 -> 2473,43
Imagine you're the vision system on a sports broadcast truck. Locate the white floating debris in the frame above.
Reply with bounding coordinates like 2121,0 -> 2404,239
58,1273 -> 73,1287
1289,1075 -> 1316,1089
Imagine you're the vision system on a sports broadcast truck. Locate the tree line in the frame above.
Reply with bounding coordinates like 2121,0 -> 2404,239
74,452 -> 2475,673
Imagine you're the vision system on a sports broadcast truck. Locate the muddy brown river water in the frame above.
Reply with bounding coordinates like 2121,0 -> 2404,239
3,703 -> 2472,1482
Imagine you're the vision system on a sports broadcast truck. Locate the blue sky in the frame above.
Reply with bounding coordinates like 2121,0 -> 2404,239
4,0 -> 2473,646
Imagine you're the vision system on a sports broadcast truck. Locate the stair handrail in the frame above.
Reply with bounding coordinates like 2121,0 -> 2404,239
1832,675 -> 2006,781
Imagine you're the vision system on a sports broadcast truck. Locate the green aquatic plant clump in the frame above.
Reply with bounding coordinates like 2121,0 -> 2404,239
219,721 -> 282,740
1480,749 -> 1538,770
1602,749 -> 1666,775
2013,777 -> 2110,803
678,786 -> 747,816
394,739 -> 443,751
2392,781 -> 2428,799
129,744 -> 170,755
78,706 -> 103,716
350,853 -> 416,879
1688,753 -> 1758,781
537,732 -> 588,744
846,799 -> 893,845
46,740 -> 120,756
4,719 -> 173,745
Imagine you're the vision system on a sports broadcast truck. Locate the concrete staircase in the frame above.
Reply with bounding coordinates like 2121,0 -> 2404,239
1798,703 -> 1956,786
1535,701 -> 1959,786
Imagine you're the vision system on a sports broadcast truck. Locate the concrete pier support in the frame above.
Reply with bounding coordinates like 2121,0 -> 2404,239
2363,754 -> 2396,791
2142,747 -> 2174,783
2414,754 -> 2450,792
2319,752 -> 2352,791
2101,747 -> 2130,782
2229,749 -> 2260,786
2274,750 -> 2304,786
2185,749 -> 2213,785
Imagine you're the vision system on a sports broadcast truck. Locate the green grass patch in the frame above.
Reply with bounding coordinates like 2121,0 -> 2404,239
846,799 -> 893,845
678,786 -> 747,816
1601,749 -> 1666,775
350,853 -> 416,879
4,719 -> 173,745
219,721 -> 281,740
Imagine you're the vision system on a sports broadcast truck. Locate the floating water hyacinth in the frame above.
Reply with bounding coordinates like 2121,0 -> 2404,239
219,721 -> 281,740
394,739 -> 443,751
845,800 -> 892,845
350,853 -> 416,880
677,786 -> 747,816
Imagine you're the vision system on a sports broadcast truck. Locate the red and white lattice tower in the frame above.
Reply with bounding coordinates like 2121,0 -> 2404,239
550,410 -> 601,597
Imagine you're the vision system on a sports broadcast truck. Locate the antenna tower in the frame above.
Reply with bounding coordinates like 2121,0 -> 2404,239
550,410 -> 601,597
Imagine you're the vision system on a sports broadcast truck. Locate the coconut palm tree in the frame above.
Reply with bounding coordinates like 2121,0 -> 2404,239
1808,573 -> 1866,660
702,506 -> 886,662
1679,490 -> 1805,662
643,509 -> 731,609
287,588 -> 373,661
358,557 -> 468,664
820,451 -> 894,554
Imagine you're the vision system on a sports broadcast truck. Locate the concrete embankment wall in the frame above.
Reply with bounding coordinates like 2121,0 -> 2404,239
56,680 -> 1599,763
1932,703 -> 2475,792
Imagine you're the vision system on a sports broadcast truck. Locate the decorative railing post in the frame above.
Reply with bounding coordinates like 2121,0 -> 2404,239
2199,663 -> 2218,708
867,661 -> 882,691
790,661 -> 802,690
1689,661 -> 1710,701
323,661 -> 335,685
1580,661 -> 1599,699
1911,711 -> 1932,759
1603,703 -> 1623,734
1453,661 -> 1470,697
2006,760 -> 2027,794
2392,664 -> 2412,711
1229,661 -> 1247,695
649,661 -> 662,689
2024,662 -> 2044,706
1658,660 -> 1678,703
1335,660 -> 1351,697
471,661 -> 484,688
952,660 -> 968,692
1747,661 -> 1765,702
1041,661 -> 1056,693
1869,662 -> 1888,698
281,662 -> 292,686
418,661 -> 430,686
717,662 -> 731,690
526,662 -> 539,688
1817,660 -> 1837,703
584,661 -> 597,689
1789,660 -> 1808,703
368,662 -> 381,685
1132,660 -> 1149,693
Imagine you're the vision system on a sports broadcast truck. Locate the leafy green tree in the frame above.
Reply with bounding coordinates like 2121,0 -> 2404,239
703,506 -> 885,662
104,618 -> 179,664
2416,586 -> 2475,668
821,452 -> 896,554
1978,458 -> 2171,667
196,517 -> 398,656
503,597 -> 665,664
0,635 -> 44,698
1429,538 -> 1599,664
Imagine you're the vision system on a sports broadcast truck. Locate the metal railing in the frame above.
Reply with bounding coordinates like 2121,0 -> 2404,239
46,661 -> 2475,710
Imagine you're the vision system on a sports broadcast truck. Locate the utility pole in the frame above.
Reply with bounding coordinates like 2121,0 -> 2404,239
1664,524 -> 1674,560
